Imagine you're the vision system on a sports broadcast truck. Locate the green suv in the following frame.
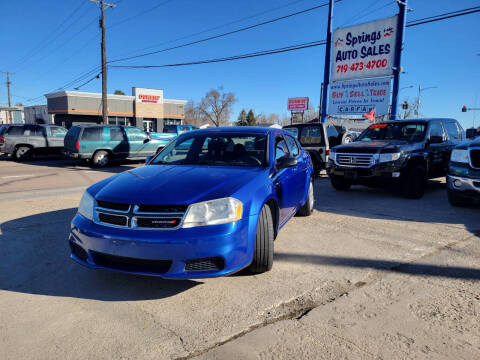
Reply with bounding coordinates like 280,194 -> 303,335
64,125 -> 166,167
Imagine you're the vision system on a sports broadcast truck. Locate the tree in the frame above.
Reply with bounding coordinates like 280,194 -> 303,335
184,100 -> 205,127
198,87 -> 236,127
246,109 -> 256,126
237,109 -> 248,126
113,90 -> 126,95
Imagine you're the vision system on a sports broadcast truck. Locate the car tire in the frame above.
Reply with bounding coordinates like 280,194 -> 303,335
402,166 -> 426,199
297,179 -> 314,216
13,146 -> 32,161
447,189 -> 472,207
91,150 -> 110,168
330,175 -> 351,191
249,205 -> 274,274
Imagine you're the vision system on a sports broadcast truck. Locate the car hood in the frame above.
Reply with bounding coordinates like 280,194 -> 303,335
333,140 -> 420,154
91,165 -> 265,205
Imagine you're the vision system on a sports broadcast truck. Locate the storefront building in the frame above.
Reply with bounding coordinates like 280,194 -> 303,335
45,87 -> 186,132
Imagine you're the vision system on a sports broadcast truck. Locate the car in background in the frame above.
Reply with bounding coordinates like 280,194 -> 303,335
465,128 -> 479,140
447,136 -> 480,206
147,124 -> 199,146
64,125 -> 166,167
327,118 -> 465,199
0,124 -> 67,161
69,127 -> 314,278
283,123 -> 329,176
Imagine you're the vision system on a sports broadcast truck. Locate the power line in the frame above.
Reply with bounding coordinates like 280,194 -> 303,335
108,1 -> 340,63
73,73 -> 101,90
406,6 -> 480,27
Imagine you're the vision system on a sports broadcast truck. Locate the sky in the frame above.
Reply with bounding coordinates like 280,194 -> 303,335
1,0 -> 479,129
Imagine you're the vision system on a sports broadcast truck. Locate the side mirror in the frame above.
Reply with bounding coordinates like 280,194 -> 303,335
276,156 -> 298,169
145,156 -> 152,164
143,138 -> 150,144
428,135 -> 443,144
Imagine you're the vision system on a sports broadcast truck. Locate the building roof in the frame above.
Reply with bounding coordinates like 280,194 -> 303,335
44,90 -> 135,101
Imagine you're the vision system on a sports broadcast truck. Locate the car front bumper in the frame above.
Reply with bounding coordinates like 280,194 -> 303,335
69,213 -> 257,278
447,175 -> 480,199
327,162 -> 403,183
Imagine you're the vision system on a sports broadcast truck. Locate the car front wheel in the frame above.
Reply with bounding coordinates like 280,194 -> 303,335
249,205 -> 274,274
330,175 -> 351,191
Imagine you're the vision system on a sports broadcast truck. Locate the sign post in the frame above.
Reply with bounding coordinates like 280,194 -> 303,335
288,97 -> 309,124
320,0 -> 334,124
390,0 -> 408,120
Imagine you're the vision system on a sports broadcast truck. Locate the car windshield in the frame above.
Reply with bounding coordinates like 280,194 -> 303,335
283,127 -> 299,137
357,122 -> 426,142
151,133 -> 267,167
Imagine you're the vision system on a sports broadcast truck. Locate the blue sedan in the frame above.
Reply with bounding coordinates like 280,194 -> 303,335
69,127 -> 314,278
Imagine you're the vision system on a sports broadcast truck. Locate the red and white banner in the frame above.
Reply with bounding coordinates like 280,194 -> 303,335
288,97 -> 309,111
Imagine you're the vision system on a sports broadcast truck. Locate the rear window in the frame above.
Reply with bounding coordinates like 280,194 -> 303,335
283,127 -> 299,137
0,126 -> 6,136
6,126 -> 25,136
300,126 -> 324,146
81,127 -> 103,141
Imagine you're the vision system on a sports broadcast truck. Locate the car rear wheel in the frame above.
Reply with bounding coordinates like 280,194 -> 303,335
91,150 -> 110,168
14,146 -> 32,161
330,175 -> 351,191
447,189 -> 472,207
402,166 -> 426,199
297,179 -> 314,216
249,205 -> 274,274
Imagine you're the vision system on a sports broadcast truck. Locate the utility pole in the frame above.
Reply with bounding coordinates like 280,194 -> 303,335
1,71 -> 13,123
390,0 -> 408,120
320,0 -> 334,124
90,0 -> 116,124
416,85 -> 437,118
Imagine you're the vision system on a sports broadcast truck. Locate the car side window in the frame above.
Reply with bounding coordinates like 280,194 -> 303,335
275,137 -> 289,161
444,121 -> 461,140
50,127 -> 67,138
429,122 -> 444,139
128,128 -> 147,141
82,127 -> 102,141
6,126 -> 24,135
284,135 -> 300,157
300,125 -> 323,145
110,127 -> 125,141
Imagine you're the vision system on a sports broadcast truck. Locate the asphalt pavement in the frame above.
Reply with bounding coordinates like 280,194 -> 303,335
0,156 -> 479,359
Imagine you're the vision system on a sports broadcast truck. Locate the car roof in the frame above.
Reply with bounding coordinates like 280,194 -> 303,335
376,118 -> 458,124
191,126 -> 282,135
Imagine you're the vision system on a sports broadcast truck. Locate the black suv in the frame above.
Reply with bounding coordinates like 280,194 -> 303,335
327,118 -> 465,198
283,123 -> 329,175
0,124 -> 67,160
447,137 -> 480,206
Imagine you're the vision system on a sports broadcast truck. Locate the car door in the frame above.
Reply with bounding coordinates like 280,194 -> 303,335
426,121 -> 447,177
46,126 -> 67,153
272,135 -> 298,224
443,120 -> 464,168
109,127 -> 129,159
126,127 -> 151,158
284,134 -> 307,207
25,125 -> 47,154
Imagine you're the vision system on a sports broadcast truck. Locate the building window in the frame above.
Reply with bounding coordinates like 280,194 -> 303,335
108,116 -> 132,126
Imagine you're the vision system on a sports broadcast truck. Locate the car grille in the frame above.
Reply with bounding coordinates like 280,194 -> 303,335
185,257 -> 225,272
336,153 -> 374,168
91,251 -> 172,273
470,149 -> 480,169
94,200 -> 187,230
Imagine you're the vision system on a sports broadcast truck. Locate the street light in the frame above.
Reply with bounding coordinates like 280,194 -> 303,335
390,85 -> 413,119
417,85 -> 438,118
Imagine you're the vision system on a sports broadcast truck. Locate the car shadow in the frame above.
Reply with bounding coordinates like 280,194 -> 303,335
0,208 -> 200,301
313,176 -> 480,236
274,253 -> 480,280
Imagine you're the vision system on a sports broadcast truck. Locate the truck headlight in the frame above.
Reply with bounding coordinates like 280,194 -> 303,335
183,197 -> 243,228
450,149 -> 469,163
379,153 -> 401,163
78,191 -> 94,220
329,149 -> 336,162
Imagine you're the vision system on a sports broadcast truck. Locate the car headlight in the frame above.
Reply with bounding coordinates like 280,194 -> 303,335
183,197 -> 243,228
329,149 -> 336,161
78,191 -> 94,220
450,149 -> 469,163
379,152 -> 401,163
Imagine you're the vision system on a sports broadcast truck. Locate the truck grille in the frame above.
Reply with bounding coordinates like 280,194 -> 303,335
470,149 -> 480,169
336,153 -> 374,168
94,200 -> 186,230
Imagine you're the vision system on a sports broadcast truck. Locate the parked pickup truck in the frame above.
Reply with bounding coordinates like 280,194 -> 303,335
147,125 -> 199,146
447,136 -> 480,206
327,118 -> 465,199
0,124 -> 67,160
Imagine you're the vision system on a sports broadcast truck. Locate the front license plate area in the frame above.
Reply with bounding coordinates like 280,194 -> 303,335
344,171 -> 357,180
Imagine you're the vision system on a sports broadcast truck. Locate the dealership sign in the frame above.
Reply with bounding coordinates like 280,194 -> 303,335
331,15 -> 398,82
288,97 -> 309,111
328,78 -> 392,115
